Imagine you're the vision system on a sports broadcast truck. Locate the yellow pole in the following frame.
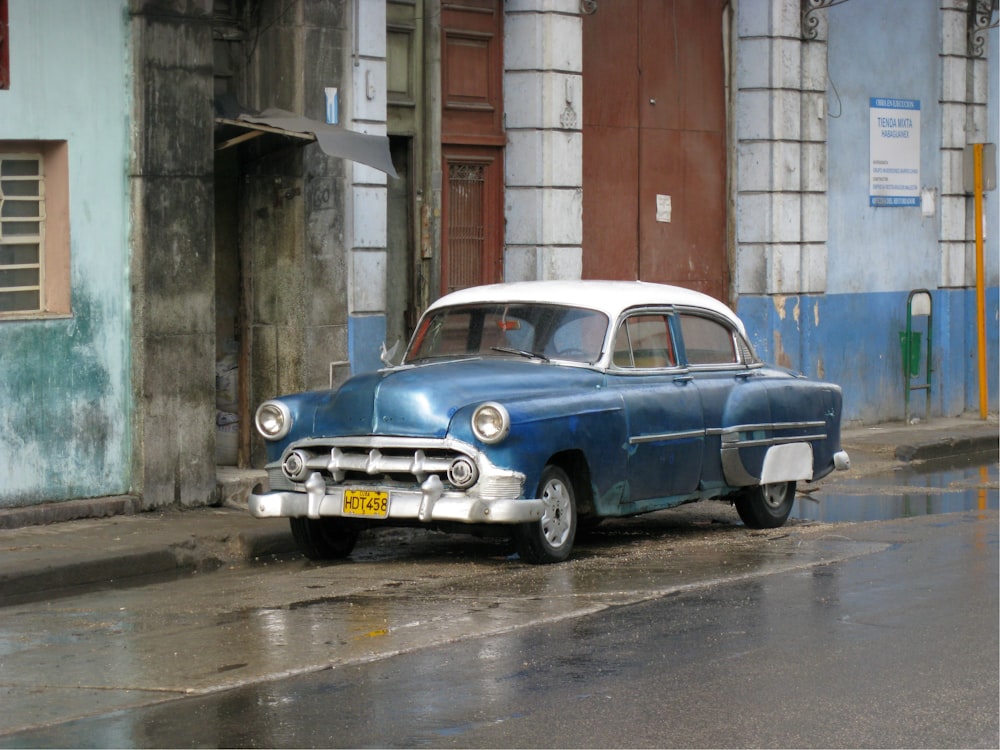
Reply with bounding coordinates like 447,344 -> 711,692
973,143 -> 987,419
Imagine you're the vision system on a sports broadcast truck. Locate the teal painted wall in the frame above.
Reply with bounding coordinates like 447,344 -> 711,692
0,1 -> 131,506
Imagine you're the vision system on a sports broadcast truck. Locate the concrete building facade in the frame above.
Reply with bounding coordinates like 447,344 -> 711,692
0,0 -> 996,517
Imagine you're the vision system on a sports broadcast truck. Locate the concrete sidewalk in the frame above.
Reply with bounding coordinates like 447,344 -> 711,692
0,414 -> 996,604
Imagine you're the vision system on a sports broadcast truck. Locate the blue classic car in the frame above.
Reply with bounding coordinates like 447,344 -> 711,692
250,281 -> 850,563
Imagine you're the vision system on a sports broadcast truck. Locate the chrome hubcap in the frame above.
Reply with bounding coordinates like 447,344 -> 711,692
762,483 -> 788,509
540,478 -> 572,549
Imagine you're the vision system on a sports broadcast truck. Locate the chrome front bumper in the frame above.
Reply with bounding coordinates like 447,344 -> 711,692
250,472 -> 543,525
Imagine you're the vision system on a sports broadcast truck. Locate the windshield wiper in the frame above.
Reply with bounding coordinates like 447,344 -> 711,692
491,346 -> 550,362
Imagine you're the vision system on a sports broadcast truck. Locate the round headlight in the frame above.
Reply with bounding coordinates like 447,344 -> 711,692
255,400 -> 292,441
472,402 -> 510,444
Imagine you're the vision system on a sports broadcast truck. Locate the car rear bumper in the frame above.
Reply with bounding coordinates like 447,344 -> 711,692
250,472 -> 544,525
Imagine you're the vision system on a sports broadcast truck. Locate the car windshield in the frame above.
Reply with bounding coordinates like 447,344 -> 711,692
404,303 -> 609,365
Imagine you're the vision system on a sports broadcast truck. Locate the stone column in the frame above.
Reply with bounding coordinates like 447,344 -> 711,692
348,0 -> 392,375
130,0 -> 217,509
938,0 -> 990,289
503,0 -> 583,281
735,0 -> 828,296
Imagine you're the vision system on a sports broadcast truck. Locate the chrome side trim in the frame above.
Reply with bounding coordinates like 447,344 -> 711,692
721,420 -> 826,437
629,428 -> 705,445
718,421 -> 830,487
721,448 -> 758,486
629,420 -> 827,447
725,432 -> 827,449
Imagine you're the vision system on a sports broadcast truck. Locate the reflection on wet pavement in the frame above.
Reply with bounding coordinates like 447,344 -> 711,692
797,455 -> 998,522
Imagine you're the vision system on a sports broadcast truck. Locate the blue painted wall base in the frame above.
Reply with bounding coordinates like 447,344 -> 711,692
737,288 -> 999,424
349,314 -> 387,376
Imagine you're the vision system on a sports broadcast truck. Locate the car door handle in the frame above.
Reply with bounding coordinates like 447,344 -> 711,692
673,375 -> 693,384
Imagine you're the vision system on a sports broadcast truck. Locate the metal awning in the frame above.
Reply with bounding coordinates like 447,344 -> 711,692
214,102 -> 397,178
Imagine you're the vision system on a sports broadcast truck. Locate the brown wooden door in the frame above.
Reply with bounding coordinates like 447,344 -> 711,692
583,0 -> 728,302
440,0 -> 504,294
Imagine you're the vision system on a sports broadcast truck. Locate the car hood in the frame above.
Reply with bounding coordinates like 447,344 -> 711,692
306,358 -> 604,439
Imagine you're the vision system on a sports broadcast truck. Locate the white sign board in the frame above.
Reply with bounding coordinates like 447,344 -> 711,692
655,194 -> 672,223
869,98 -> 920,207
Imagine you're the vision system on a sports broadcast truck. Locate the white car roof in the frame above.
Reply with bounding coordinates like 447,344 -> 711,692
427,280 -> 746,335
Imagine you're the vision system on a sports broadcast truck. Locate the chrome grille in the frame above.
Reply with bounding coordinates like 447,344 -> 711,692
280,442 -> 471,490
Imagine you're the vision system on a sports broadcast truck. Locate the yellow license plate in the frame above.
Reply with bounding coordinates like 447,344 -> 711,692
343,489 -> 389,518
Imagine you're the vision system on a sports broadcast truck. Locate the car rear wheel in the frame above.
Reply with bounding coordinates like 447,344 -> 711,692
514,465 -> 577,564
289,517 -> 361,560
734,481 -> 796,529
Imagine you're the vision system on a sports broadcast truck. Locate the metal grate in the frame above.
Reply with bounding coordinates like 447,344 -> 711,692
447,162 -> 485,292
0,154 -> 44,314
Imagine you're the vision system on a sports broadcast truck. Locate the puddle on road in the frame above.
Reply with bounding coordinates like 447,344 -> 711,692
795,454 -> 999,523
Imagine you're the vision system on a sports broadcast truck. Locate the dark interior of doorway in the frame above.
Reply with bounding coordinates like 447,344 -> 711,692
386,135 -> 416,354
214,147 -> 243,467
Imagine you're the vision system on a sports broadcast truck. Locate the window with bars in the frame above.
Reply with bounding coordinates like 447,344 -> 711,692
0,142 -> 69,319
0,154 -> 44,314
446,162 -> 485,293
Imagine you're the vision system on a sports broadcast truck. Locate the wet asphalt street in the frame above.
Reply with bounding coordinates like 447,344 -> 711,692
0,453 -> 996,748
171,511 -> 996,749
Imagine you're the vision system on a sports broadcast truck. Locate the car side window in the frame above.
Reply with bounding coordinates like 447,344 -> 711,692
612,314 -> 676,369
678,313 -> 737,365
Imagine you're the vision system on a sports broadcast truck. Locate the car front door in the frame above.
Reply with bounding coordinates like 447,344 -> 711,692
608,311 -> 704,503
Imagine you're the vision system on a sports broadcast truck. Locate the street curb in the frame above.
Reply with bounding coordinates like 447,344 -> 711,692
0,495 -> 142,530
0,549 -> 180,603
0,527 -> 298,605
894,434 -> 998,462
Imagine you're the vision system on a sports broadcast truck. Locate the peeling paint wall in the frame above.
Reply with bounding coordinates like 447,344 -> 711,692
740,288 -> 999,424
735,1 -> 998,424
0,1 -> 131,507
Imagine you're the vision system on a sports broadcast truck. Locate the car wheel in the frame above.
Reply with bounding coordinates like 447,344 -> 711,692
289,517 -> 361,560
514,465 -> 577,564
734,481 -> 796,529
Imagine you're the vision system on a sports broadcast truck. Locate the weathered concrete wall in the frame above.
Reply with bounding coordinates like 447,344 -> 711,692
0,1 -> 132,508
242,1 -> 353,465
130,0 -> 217,507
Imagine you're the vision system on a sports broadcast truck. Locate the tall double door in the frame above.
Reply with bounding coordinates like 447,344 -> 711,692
583,0 -> 729,303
